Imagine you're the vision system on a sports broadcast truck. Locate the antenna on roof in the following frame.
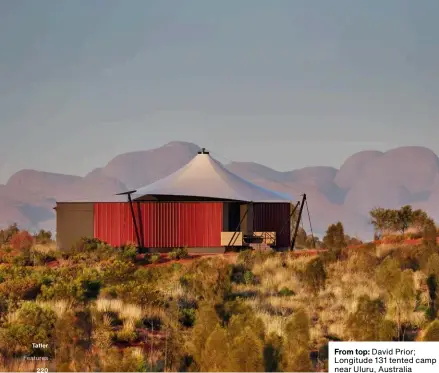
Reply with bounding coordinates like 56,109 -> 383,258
198,147 -> 209,154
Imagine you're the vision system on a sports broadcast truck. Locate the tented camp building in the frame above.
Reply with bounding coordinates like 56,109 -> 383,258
55,149 -> 294,253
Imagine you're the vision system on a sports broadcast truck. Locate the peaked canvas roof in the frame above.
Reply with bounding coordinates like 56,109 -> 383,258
132,152 -> 293,203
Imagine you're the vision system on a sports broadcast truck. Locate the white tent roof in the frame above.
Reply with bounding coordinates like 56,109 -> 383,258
132,152 -> 293,203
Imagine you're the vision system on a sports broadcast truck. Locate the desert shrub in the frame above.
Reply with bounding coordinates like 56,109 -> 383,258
133,266 -> 173,285
190,304 -> 221,364
34,229 -> 52,244
347,246 -> 377,273
226,302 -> 265,341
243,270 -> 255,285
180,257 -> 231,301
113,281 -> 163,306
0,224 -> 19,245
10,230 -> 34,251
114,327 -> 138,343
100,346 -> 147,372
150,253 -> 161,263
66,237 -> 116,264
424,253 -> 439,281
228,326 -> 265,372
280,309 -> 313,372
39,269 -> 101,302
0,302 -> 56,356
0,278 -> 41,303
422,320 -> 439,341
323,222 -> 346,249
168,247 -> 189,260
179,307 -> 196,327
237,249 -> 255,269
117,243 -> 137,262
346,296 -> 396,341
264,332 -> 283,372
423,219 -> 438,248
278,287 -> 295,297
31,249 -> 58,265
199,325 -> 230,371
231,264 -> 246,284
388,269 -> 416,340
299,257 -> 326,294
12,250 -> 33,266
55,310 -> 94,369
376,257 -> 402,293
101,260 -> 136,284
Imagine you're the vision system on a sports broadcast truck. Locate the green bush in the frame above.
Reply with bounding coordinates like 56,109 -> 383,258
179,307 -> 197,327
151,253 -> 161,263
243,270 -> 255,285
31,249 -> 58,265
278,287 -> 295,297
180,258 -> 231,301
0,302 -> 56,356
0,277 -> 41,302
169,247 -> 189,260
102,260 -> 136,284
114,328 -> 138,343
0,224 -> 19,245
300,257 -> 326,294
117,243 -> 137,262
34,229 -> 53,244
346,296 -> 396,341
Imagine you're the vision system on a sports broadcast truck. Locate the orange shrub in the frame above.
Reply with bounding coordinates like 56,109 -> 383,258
10,231 -> 34,251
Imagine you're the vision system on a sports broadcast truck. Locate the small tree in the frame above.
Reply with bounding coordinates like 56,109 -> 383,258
423,218 -> 437,247
396,205 -> 413,235
10,230 -> 34,251
323,222 -> 346,249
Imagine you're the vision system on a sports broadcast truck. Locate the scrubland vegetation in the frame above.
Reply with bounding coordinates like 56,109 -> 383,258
0,205 -> 438,372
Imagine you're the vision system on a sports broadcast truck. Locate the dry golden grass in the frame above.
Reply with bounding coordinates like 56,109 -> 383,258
0,358 -> 50,372
37,299 -> 70,318
96,298 -> 124,313
95,298 -> 143,323
32,242 -> 57,254
158,280 -> 185,299
252,255 -> 283,276
122,318 -> 136,332
120,304 -> 143,322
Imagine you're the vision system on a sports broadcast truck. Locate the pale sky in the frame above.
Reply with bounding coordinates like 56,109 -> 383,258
0,0 -> 438,183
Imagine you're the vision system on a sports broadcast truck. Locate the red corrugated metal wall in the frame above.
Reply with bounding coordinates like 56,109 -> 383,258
253,203 -> 291,248
94,202 -> 223,248
94,203 -> 137,247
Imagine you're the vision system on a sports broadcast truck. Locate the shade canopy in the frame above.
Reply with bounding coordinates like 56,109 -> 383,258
132,152 -> 293,203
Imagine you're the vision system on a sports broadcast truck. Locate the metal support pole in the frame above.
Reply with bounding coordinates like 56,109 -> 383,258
291,194 -> 307,250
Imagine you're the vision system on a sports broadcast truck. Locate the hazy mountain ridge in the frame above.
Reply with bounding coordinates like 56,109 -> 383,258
1,142 -> 439,240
